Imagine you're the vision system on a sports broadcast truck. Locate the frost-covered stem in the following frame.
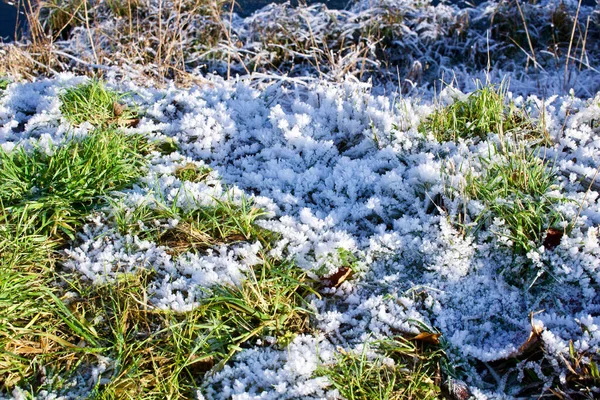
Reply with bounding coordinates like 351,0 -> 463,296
564,0 -> 583,89
83,0 -> 98,65
227,0 -> 235,80
515,0 -> 537,72
573,164 -> 600,227
578,16 -> 590,72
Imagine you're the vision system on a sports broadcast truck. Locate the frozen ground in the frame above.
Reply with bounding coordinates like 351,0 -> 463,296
1,68 -> 600,398
1,0 -> 600,398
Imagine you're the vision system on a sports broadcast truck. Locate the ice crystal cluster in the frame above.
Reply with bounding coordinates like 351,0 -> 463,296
1,70 -> 600,397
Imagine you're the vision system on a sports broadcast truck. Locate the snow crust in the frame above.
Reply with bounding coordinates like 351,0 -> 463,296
2,68 -> 600,397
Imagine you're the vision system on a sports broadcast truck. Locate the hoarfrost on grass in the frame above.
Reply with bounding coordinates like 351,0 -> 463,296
3,67 -> 600,396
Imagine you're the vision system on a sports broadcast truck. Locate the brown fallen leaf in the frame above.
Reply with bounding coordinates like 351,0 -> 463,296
411,332 -> 442,345
226,234 -> 248,242
186,354 -> 215,374
123,118 -> 140,128
543,228 -> 564,250
444,377 -> 472,400
113,101 -> 125,117
507,312 -> 544,359
322,267 -> 353,288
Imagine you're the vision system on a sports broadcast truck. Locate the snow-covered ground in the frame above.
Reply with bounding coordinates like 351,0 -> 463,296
1,69 -> 600,398
1,0 -> 600,398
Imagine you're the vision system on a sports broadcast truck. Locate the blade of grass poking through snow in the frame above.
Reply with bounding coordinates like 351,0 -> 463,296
0,129 -> 150,242
419,82 -> 543,143
317,337 -> 443,400
59,79 -> 137,127
201,255 -> 318,367
464,143 -> 565,254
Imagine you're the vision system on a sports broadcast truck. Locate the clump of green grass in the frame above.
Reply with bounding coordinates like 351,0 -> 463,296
464,144 -> 564,253
55,254 -> 315,398
0,129 -> 149,241
174,163 -> 212,183
420,83 -> 542,143
112,193 -> 276,256
317,337 -> 443,400
63,271 -> 209,399
0,77 -> 9,92
0,220 -> 93,393
202,257 -> 317,364
59,80 -> 137,127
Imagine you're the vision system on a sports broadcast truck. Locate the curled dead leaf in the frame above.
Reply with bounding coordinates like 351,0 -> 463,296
507,312 -> 544,359
411,332 -> 441,345
124,118 -> 140,128
322,267 -> 353,288
543,228 -> 564,250
113,101 -> 125,117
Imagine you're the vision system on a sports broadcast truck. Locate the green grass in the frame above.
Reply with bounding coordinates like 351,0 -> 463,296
317,337 -> 443,400
174,163 -> 212,183
66,272 -> 209,399
0,220 -> 92,394
0,160 -> 316,398
112,192 -> 277,256
53,254 -> 315,398
464,144 -> 564,254
419,83 -> 543,143
0,78 -> 9,92
201,256 -> 317,365
1,202 -> 317,398
0,128 -> 150,241
59,80 -> 137,127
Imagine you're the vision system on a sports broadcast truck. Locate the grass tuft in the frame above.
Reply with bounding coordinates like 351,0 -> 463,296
420,83 -> 543,143
464,144 -> 564,254
201,256 -> 317,365
55,253 -> 315,398
174,163 -> 212,183
59,80 -> 137,127
0,129 -> 149,242
0,221 -> 88,394
0,77 -> 9,92
112,193 -> 276,256
317,337 -> 443,400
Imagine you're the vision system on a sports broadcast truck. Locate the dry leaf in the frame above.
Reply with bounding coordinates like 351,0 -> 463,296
124,118 -> 140,128
506,313 -> 544,358
411,332 -> 441,345
113,101 -> 125,117
543,228 -> 563,250
323,267 -> 353,288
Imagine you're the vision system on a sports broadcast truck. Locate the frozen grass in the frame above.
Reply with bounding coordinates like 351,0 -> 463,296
0,82 -> 329,396
201,256 -> 317,365
464,143 -> 564,255
0,128 -> 149,241
111,192 -> 276,256
0,0 -> 599,394
317,337 -> 443,400
1,0 -> 597,92
419,82 -> 544,143
59,80 -> 138,127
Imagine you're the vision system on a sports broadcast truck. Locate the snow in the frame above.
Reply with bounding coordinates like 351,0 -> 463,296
1,0 -> 600,397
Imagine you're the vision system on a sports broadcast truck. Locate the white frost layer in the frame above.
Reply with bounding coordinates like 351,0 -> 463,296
2,73 -> 600,397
